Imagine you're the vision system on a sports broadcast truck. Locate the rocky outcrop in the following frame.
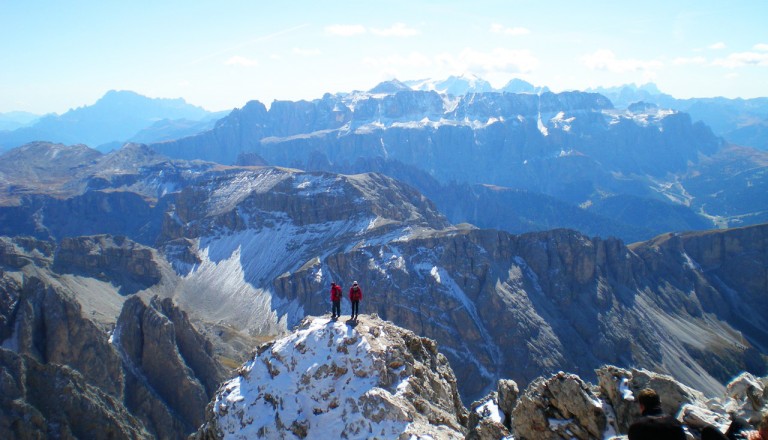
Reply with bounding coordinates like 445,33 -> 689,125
513,372 -> 609,440
0,236 -> 227,438
193,321 -> 767,440
465,365 -> 768,440
270,224 -> 767,403
114,295 -> 227,434
53,235 -> 163,294
13,275 -> 125,397
194,315 -> 467,439
0,348 -> 150,439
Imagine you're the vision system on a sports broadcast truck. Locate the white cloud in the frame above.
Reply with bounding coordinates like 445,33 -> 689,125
754,43 -> 768,51
370,23 -> 419,37
362,52 -> 433,69
581,49 -> 662,73
437,48 -> 539,75
489,24 -> 530,36
361,48 -> 538,78
325,24 -> 366,36
673,56 -> 706,65
225,55 -> 258,67
713,51 -> 768,68
708,42 -> 726,50
293,47 -> 321,56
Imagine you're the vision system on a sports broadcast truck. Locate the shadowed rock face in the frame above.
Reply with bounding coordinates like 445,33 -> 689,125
272,224 -> 767,402
53,235 -> 163,295
0,348 -> 150,440
115,295 -> 226,434
0,237 -> 227,439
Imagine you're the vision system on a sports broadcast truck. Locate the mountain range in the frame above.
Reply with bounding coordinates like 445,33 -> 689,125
1,142 -> 766,404
1,77 -> 768,438
193,316 -> 767,439
0,90 -> 225,152
149,82 -> 768,243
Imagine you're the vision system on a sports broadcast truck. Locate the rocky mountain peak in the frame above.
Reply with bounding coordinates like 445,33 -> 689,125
194,314 -> 468,439
368,79 -> 412,94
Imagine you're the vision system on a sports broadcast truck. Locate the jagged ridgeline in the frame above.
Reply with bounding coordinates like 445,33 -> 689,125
149,87 -> 768,242
0,138 -> 767,437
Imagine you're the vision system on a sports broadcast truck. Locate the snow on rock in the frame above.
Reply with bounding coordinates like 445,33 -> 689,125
513,371 -> 608,440
195,314 -> 467,439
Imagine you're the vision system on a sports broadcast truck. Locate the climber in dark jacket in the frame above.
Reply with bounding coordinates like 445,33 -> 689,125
330,282 -> 342,319
349,281 -> 362,320
628,388 -> 686,440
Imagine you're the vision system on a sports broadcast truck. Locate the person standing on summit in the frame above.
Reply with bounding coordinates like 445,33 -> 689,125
349,281 -> 362,320
330,282 -> 342,319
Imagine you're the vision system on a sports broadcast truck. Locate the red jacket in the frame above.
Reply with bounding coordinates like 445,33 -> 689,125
330,284 -> 342,301
349,285 -> 363,301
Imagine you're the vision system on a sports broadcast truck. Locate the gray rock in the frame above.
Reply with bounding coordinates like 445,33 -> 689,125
194,315 -> 467,439
512,371 -> 607,440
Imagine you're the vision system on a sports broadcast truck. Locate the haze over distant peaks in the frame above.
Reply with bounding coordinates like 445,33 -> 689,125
0,90 -> 225,152
405,74 -> 494,95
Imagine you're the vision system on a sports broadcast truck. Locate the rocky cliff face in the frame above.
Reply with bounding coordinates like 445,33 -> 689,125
0,236 -> 227,439
1,143 -> 767,417
145,87 -> 766,241
53,235 -> 163,295
194,315 -> 468,440
267,223 -> 767,401
114,295 -> 227,435
0,348 -> 150,439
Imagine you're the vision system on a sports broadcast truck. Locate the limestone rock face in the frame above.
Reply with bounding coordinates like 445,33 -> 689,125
0,236 -> 227,439
13,276 -> 125,397
53,235 -> 163,295
194,315 -> 467,440
114,295 -> 227,433
512,371 -> 608,440
0,348 -> 150,440
465,391 -> 512,440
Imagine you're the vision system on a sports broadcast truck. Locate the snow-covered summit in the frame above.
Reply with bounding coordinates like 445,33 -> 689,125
196,314 -> 468,439
405,74 -> 494,96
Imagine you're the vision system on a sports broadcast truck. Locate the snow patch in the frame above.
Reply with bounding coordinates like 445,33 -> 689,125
537,113 -> 549,136
619,377 -> 634,401
476,399 -> 503,424
212,318 -> 413,439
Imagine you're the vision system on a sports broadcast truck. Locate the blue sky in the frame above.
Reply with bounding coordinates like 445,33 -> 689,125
2,0 -> 767,114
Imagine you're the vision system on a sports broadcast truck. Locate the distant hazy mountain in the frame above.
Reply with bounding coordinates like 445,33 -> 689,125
589,83 -> 768,148
0,111 -> 39,131
405,75 -> 547,96
405,74 -> 495,95
725,118 -> 768,150
0,90 -> 222,152
500,78 -> 549,94
368,78 -> 413,94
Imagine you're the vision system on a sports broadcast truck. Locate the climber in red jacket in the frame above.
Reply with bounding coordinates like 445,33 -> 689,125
349,281 -> 362,320
330,282 -> 342,319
